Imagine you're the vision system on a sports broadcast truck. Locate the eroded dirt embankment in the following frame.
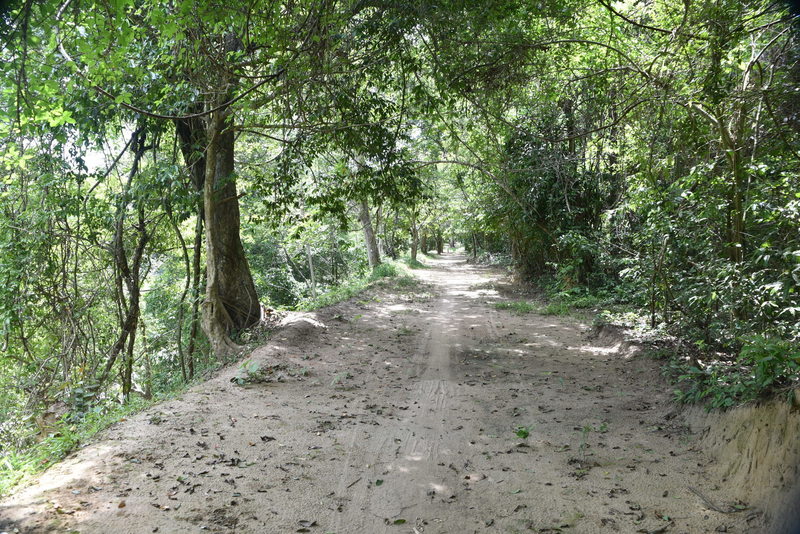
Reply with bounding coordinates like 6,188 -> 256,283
687,396 -> 800,533
1,255 -> 795,533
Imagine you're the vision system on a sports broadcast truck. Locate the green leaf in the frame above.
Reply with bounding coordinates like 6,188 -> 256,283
114,92 -> 132,105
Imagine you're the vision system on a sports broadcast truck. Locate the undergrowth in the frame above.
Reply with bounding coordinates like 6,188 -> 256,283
540,282 -> 800,409
664,336 -> 800,410
543,284 -> 618,312
594,303 -> 800,409
474,251 -> 513,267
1,262 -> 419,496
595,310 -> 800,410
0,395 -> 158,496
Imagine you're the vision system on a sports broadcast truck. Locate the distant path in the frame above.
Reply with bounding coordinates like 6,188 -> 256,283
0,254 -> 763,533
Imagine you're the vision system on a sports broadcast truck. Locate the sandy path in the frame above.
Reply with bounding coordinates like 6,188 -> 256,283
0,255 -> 766,533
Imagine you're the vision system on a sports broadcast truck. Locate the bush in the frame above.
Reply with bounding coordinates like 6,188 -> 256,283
739,336 -> 800,392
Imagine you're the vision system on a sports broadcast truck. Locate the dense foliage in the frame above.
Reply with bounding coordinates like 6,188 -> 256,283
0,0 -> 797,489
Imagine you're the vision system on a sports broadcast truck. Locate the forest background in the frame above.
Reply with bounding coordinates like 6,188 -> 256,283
0,0 -> 797,493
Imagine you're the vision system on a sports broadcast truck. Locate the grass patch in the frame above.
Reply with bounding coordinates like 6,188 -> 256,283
0,348 -> 244,497
494,298 -> 571,316
492,283 -> 619,318
494,301 -> 538,315
298,260 -> 414,311
0,395 -> 157,496
370,262 -> 402,279
393,275 -> 420,289
298,282 -> 368,310
400,255 -> 429,269
541,301 -> 571,316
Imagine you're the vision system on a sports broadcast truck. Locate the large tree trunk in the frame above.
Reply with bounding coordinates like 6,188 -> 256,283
201,107 -> 260,356
358,199 -> 381,269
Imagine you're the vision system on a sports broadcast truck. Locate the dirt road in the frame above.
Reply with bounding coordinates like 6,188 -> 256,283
0,255 -> 765,533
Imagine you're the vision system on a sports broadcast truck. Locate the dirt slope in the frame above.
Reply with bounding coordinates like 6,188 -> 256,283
0,255 -> 772,533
